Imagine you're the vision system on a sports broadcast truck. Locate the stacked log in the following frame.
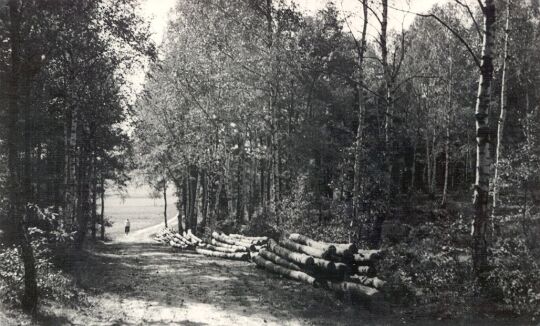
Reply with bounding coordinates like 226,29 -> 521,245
153,228 -> 198,250
254,233 -> 386,302
194,231 -> 268,261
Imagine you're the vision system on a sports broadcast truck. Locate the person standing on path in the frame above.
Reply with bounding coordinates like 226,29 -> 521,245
125,219 -> 130,236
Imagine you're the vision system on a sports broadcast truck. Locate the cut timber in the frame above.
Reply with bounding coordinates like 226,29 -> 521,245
173,234 -> 191,245
253,255 -> 316,286
187,229 -> 202,243
356,265 -> 376,277
229,234 -> 267,241
212,232 -> 255,250
268,239 -> 315,268
259,249 -> 301,271
312,257 -> 336,273
289,234 -> 337,257
210,238 -> 246,251
229,234 -> 268,245
349,275 -> 386,290
335,262 -> 350,280
195,248 -> 249,260
325,280 -> 382,302
352,254 -> 373,265
328,253 -> 354,264
330,243 -> 356,261
356,249 -> 384,260
182,232 -> 198,245
169,240 -> 187,249
331,243 -> 358,254
199,243 -> 246,253
281,238 -> 335,259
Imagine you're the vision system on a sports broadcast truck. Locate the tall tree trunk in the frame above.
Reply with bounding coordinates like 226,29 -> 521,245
213,174 -> 223,222
492,0 -> 510,211
100,175 -> 105,240
410,134 -> 417,192
182,176 -> 189,230
236,145 -> 244,224
442,58 -> 453,207
91,158 -> 97,240
431,131 -> 437,196
188,165 -> 198,232
163,180 -> 168,228
425,127 -> 432,195
75,137 -> 91,249
7,0 -> 38,312
380,0 -> 393,198
200,170 -> 208,230
472,0 -> 496,280
352,0 -> 369,219
64,106 -> 78,224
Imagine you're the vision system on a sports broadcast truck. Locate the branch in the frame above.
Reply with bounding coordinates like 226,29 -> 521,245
365,1 -> 383,26
386,4 -> 481,69
454,0 -> 482,40
476,0 -> 485,12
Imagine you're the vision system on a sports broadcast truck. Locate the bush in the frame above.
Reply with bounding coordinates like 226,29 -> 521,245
0,204 -> 82,307
486,238 -> 540,316
0,240 -> 80,306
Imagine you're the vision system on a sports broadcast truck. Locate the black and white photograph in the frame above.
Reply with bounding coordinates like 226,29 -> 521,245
0,0 -> 539,324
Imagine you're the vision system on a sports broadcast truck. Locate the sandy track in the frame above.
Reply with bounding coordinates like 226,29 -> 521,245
115,217 -> 178,244
64,241 -> 381,326
2,222 -> 383,325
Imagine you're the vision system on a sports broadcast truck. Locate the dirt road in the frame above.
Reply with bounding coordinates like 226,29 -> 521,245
1,222 -> 388,325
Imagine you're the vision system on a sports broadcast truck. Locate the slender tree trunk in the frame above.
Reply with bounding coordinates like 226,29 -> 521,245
163,180 -> 168,228
380,0 -> 394,197
352,0 -> 369,219
8,0 -> 38,312
431,131 -> 437,196
65,106 -> 78,224
214,174 -> 223,221
236,144 -> 244,224
472,0 -> 496,280
100,175 -> 105,240
182,176 -> 189,230
91,158 -> 97,240
425,128 -> 432,195
442,58 -> 453,207
410,135 -> 417,192
75,138 -> 91,249
492,0 -> 511,211
189,165 -> 198,232
201,170 -> 208,229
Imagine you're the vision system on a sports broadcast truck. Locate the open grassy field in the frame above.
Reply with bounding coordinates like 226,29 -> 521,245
102,183 -> 179,241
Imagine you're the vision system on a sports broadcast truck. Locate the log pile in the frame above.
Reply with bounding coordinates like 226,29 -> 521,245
254,233 -> 386,302
153,228 -> 201,249
195,232 -> 268,261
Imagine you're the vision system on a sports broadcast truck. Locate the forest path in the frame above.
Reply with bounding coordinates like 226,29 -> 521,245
114,217 -> 178,244
51,225 -> 385,326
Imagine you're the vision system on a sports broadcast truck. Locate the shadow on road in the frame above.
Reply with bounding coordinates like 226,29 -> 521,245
62,240 -> 382,325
